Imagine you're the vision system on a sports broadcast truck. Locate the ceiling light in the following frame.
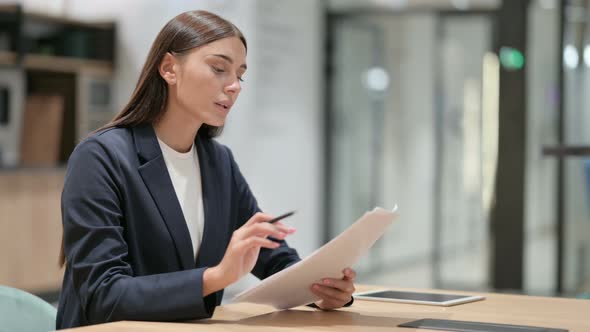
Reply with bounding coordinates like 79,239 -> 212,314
583,45 -> 590,68
563,44 -> 579,69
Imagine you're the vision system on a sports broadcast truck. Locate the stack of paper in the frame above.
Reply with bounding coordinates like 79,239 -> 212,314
233,206 -> 398,309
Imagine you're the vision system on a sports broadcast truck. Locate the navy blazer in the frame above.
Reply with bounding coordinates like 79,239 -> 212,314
56,125 -> 301,329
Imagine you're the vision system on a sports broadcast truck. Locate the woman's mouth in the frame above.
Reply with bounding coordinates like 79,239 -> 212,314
215,102 -> 230,113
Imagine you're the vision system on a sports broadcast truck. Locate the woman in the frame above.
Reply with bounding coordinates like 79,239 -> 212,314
57,10 -> 355,329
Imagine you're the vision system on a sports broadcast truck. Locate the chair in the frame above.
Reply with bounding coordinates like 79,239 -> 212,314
0,285 -> 56,332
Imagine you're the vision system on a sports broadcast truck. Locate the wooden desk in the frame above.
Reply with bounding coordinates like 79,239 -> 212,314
63,286 -> 590,331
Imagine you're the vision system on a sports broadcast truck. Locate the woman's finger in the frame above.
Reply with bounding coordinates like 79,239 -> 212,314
244,212 -> 273,226
243,213 -> 296,234
310,288 -> 339,310
238,222 -> 287,240
320,278 -> 355,294
343,268 -> 356,281
311,284 -> 352,303
270,221 -> 296,234
236,236 -> 280,251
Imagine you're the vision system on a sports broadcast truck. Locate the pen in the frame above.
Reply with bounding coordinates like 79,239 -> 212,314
267,211 -> 295,224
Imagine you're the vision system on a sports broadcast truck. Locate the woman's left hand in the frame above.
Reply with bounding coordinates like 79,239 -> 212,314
310,268 -> 356,310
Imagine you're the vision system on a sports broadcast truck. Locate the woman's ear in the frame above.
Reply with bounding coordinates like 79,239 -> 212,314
159,52 -> 178,85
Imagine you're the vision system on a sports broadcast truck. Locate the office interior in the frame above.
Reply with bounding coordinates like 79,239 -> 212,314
0,0 -> 589,309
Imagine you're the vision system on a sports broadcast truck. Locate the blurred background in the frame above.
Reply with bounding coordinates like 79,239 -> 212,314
1,0 -> 590,306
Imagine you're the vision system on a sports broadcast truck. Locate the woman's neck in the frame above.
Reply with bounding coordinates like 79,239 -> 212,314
153,98 -> 202,153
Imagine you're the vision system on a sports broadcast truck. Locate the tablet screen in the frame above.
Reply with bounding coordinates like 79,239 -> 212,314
360,290 -> 472,303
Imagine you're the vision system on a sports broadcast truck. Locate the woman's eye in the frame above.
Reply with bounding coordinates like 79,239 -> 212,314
238,77 -> 244,82
212,66 -> 225,73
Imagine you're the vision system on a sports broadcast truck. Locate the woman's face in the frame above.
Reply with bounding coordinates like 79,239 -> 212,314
167,36 -> 247,127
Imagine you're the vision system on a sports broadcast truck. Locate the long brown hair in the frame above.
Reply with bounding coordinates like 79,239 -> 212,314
59,10 -> 247,266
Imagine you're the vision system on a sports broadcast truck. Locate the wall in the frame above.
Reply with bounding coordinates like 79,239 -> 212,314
524,1 -> 559,294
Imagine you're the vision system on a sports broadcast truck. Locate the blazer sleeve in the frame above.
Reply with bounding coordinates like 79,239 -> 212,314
62,138 -> 215,324
225,147 -> 301,279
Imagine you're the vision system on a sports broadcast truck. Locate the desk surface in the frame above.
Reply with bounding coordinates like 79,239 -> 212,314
64,285 -> 590,331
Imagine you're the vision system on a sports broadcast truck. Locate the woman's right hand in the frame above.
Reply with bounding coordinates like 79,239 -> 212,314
202,212 -> 296,296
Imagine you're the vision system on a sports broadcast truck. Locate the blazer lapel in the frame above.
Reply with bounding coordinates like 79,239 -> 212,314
133,125 -> 195,270
195,137 -> 223,268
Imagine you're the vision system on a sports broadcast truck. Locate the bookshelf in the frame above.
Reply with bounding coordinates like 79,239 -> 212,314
0,4 -> 116,298
0,4 -> 116,168
23,54 -> 113,74
0,50 -> 16,65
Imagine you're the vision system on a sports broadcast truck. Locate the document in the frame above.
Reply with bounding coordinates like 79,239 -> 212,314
233,206 -> 398,309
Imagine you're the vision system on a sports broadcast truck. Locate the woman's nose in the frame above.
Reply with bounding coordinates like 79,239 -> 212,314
225,78 -> 241,95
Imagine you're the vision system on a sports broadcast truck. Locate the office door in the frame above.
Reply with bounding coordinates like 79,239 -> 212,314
327,12 -> 494,289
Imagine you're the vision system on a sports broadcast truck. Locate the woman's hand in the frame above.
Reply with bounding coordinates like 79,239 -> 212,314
203,212 -> 296,296
310,268 -> 356,310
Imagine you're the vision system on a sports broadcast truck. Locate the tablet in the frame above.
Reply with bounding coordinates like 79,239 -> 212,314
354,290 -> 485,306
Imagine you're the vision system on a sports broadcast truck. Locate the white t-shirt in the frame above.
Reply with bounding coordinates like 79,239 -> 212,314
157,138 -> 205,261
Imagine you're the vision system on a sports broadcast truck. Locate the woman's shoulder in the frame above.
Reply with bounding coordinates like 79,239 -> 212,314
70,127 -> 134,162
91,126 -> 133,146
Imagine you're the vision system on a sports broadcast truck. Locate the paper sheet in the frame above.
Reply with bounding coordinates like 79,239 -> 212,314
233,206 -> 398,309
